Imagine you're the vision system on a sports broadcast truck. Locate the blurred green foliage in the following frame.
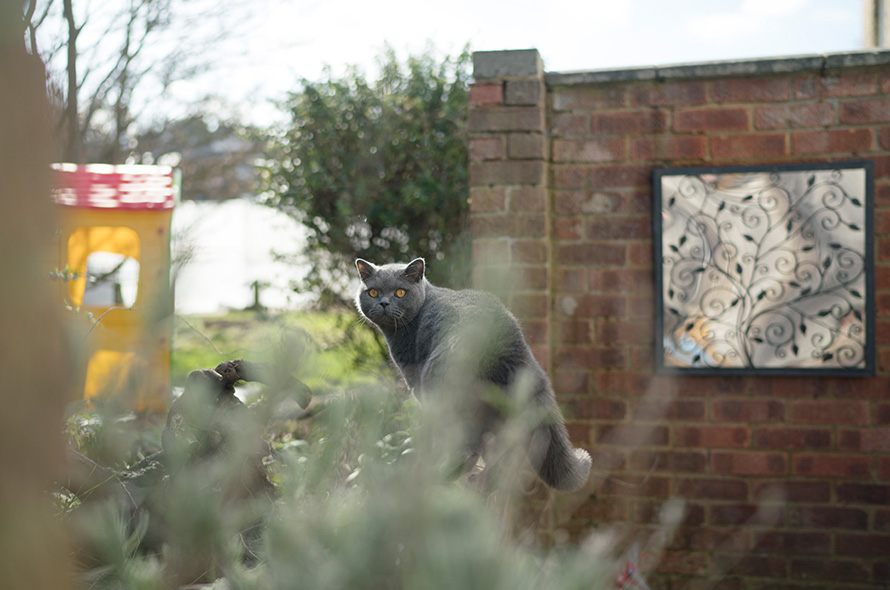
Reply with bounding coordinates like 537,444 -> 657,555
59,310 -> 633,589
258,47 -> 472,300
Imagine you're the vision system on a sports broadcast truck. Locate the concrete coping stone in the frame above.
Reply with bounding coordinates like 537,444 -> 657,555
474,49 -> 543,79
536,49 -> 890,85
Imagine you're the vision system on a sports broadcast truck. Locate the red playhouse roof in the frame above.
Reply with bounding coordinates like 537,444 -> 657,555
52,163 -> 178,210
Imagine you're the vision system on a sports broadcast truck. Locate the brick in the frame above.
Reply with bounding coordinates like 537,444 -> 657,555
510,293 -> 548,319
712,78 -> 791,103
879,403 -> 890,425
594,372 -> 667,396
881,457 -> 890,480
790,400 -> 869,425
712,400 -> 784,422
790,558 -> 869,582
881,127 -> 890,150
564,421 -> 592,446
676,478 -> 748,501
597,424 -> 669,447
550,113 -> 588,137
510,240 -> 546,264
877,561 -> 890,585
631,81 -> 707,107
468,82 -> 503,107
574,495 -> 627,521
553,191 -> 624,215
555,243 -> 626,266
836,533 -> 890,556
567,397 -> 626,420
591,110 -> 668,134
521,319 -> 548,345
589,269 -> 652,292
839,428 -> 890,452
709,504 -> 784,526
551,165 -> 586,189
631,135 -> 708,160
840,97 -> 890,124
878,509 -> 890,530
586,217 -> 650,240
553,370 -> 588,394
837,483 -> 890,504
790,506 -> 868,530
636,399 -> 705,421
469,136 -> 504,160
757,377 -> 828,398
472,239 -> 509,264
468,106 -> 543,132
792,454 -> 871,478
596,321 -> 651,345
630,450 -> 707,473
507,133 -> 545,160
470,161 -> 545,186
712,451 -> 786,476
555,346 -> 626,369
508,186 -> 547,212
754,102 -> 836,130
756,532 -> 832,556
471,213 -> 545,238
711,134 -> 787,159
671,528 -> 749,552
552,138 -> 626,162
674,107 -> 749,132
551,86 -> 627,111
469,187 -> 506,212
552,218 -> 583,240
713,554 -> 786,578
653,550 -> 709,575
883,71 -> 890,94
512,266 -> 547,291
588,164 -> 651,188
555,268 -> 586,292
792,128 -> 873,155
753,427 -> 831,450
675,376 -> 748,397
796,73 -> 877,98
602,475 -> 672,500
629,243 -> 652,267
675,425 -> 750,448
504,80 -> 542,106
753,480 -> 830,503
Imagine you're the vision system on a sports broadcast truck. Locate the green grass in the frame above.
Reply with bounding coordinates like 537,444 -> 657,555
172,309 -> 393,393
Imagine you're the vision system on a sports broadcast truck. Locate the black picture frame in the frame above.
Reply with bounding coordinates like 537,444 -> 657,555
653,161 -> 874,376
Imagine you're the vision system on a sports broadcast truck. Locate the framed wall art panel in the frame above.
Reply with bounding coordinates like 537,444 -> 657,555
653,161 -> 874,376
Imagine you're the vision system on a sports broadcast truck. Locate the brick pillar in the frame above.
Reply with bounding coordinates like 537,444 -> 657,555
468,49 -> 551,370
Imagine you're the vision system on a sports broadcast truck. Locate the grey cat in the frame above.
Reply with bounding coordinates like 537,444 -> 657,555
354,257 -> 591,492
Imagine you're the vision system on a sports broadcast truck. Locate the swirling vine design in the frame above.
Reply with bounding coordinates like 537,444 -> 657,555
660,168 -> 869,370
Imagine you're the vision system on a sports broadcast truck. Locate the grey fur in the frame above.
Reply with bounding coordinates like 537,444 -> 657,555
355,257 -> 591,492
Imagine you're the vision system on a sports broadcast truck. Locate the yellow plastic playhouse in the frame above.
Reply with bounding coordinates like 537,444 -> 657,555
51,163 -> 180,411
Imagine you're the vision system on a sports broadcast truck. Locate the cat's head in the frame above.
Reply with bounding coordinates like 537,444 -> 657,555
355,258 -> 427,332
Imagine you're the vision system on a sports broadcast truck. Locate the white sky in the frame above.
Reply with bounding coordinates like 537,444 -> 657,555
161,0 -> 864,124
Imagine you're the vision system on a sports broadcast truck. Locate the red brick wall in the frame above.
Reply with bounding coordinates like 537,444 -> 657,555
469,49 -> 890,589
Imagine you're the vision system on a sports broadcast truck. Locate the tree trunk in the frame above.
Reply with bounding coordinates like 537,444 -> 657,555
62,0 -> 83,163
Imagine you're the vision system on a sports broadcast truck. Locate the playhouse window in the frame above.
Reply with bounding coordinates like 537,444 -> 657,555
67,226 -> 141,308
83,252 -> 140,308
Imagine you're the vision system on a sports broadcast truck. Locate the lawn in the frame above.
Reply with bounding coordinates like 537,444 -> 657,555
171,308 -> 394,394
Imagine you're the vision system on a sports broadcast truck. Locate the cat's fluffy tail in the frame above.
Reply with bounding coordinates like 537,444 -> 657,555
529,413 -> 592,492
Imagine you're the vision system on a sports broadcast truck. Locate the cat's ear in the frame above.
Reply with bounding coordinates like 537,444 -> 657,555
403,258 -> 425,283
355,259 -> 376,282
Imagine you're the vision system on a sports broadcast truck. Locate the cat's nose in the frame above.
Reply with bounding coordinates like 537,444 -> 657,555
379,301 -> 389,308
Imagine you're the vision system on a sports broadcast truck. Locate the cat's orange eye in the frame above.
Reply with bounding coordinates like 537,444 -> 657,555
395,288 -> 406,298
368,288 -> 379,298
